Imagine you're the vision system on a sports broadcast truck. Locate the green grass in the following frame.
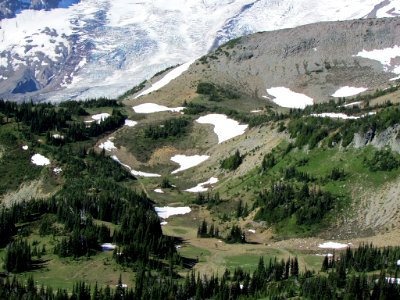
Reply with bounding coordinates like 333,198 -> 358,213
179,245 -> 211,263
224,250 -> 283,272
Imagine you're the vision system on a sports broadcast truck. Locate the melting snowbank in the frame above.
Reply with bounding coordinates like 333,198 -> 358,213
196,114 -> 248,143
155,206 -> 191,219
332,86 -> 367,98
185,177 -> 219,193
154,189 -> 164,193
267,87 -> 313,109
91,113 -> 110,123
111,155 -> 161,177
99,140 -> 117,151
135,60 -> 195,98
124,120 -> 138,127
132,103 -> 184,114
318,242 -> 350,249
22,145 -> 29,150
311,112 -> 376,120
171,154 -> 209,174
31,154 -> 50,166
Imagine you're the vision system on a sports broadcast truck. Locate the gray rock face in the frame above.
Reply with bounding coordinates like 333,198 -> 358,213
199,17 -> 400,104
353,124 -> 400,152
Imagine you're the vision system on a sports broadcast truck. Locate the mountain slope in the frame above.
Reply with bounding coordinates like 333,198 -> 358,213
0,0 -> 399,102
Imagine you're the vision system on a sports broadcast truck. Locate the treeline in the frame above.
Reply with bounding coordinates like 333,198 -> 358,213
197,219 -> 246,244
0,149 -> 176,269
0,99 -> 126,144
3,243 -> 400,299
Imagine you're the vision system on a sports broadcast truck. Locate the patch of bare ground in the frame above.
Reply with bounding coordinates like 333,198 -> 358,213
369,88 -> 400,107
1,179 -> 56,207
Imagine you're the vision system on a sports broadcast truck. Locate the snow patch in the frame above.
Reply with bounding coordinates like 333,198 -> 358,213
310,113 -> 361,120
170,154 -> 209,174
133,103 -> 184,114
185,177 -> 219,193
99,140 -> 117,151
111,155 -> 161,177
101,243 -> 117,251
342,101 -> 362,107
196,114 -> 248,143
267,87 -> 313,109
91,113 -> 110,123
31,154 -> 50,166
124,119 -> 138,127
160,221 -> 168,226
248,229 -> 256,234
355,46 -> 400,74
155,206 -> 191,219
53,167 -> 62,174
318,242 -> 350,249
135,60 -> 195,98
154,188 -> 164,193
22,145 -> 29,150
332,86 -> 368,98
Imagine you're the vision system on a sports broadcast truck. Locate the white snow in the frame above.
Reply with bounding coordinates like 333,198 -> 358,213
342,101 -> 362,107
124,120 -> 138,127
22,145 -> 29,150
99,140 -> 117,151
318,242 -> 350,249
185,177 -> 219,193
390,75 -> 400,81
132,103 -> 184,114
311,113 -> 361,120
53,167 -> 62,174
316,253 -> 334,257
111,155 -> 162,177
154,189 -> 164,193
31,154 -> 51,166
160,221 -> 168,226
135,60 -> 195,98
3,0 -> 399,102
91,113 -> 110,123
170,154 -> 209,174
52,134 -> 64,139
386,277 -> 400,284
101,243 -> 117,251
266,87 -> 314,109
355,46 -> 400,74
155,206 -> 191,219
131,169 -> 161,177
332,86 -> 368,98
196,114 -> 248,143
248,229 -> 256,234
311,112 -> 376,120
251,110 -> 262,113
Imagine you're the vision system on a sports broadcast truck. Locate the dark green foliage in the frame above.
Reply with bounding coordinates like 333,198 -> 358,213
161,177 -> 172,189
221,150 -> 243,171
4,239 -> 32,273
328,167 -> 346,180
365,149 -> 400,171
197,219 -> 220,238
144,118 -> 190,140
261,152 -> 277,172
194,192 -> 221,208
225,225 -> 245,244
255,182 -> 336,226
196,82 -> 217,95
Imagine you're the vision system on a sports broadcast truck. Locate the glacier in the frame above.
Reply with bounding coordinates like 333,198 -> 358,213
0,0 -> 399,102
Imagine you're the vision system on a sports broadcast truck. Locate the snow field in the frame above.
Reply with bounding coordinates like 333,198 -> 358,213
196,114 -> 248,143
99,140 -> 117,151
266,87 -> 313,109
155,206 -> 191,219
31,154 -> 51,166
154,189 -> 164,193
332,86 -> 367,98
124,120 -> 138,127
170,154 -> 210,174
135,60 -> 195,98
111,155 -> 161,177
91,113 -> 110,123
185,177 -> 219,193
132,103 -> 184,114
318,242 -> 350,249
